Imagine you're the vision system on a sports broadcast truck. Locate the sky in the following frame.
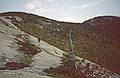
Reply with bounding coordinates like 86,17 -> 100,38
0,0 -> 120,23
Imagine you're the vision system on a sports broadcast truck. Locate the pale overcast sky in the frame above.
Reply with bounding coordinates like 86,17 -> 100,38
0,0 -> 120,23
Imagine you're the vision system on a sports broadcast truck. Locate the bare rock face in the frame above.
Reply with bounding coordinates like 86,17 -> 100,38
0,18 -> 64,78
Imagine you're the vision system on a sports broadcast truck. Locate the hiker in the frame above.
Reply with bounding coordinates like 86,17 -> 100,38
38,37 -> 41,43
38,37 -> 41,46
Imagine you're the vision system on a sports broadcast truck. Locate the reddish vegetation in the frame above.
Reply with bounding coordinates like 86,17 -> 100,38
45,60 -> 87,78
5,62 -> 28,70
15,38 -> 41,55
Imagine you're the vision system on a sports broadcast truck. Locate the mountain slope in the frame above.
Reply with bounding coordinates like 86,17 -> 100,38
0,12 -> 120,75
0,18 -> 120,78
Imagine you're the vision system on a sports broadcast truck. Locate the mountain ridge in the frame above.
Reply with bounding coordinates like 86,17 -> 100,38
0,11 -> 120,23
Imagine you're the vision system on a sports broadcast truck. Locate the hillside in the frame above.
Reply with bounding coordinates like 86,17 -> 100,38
0,12 -> 120,76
